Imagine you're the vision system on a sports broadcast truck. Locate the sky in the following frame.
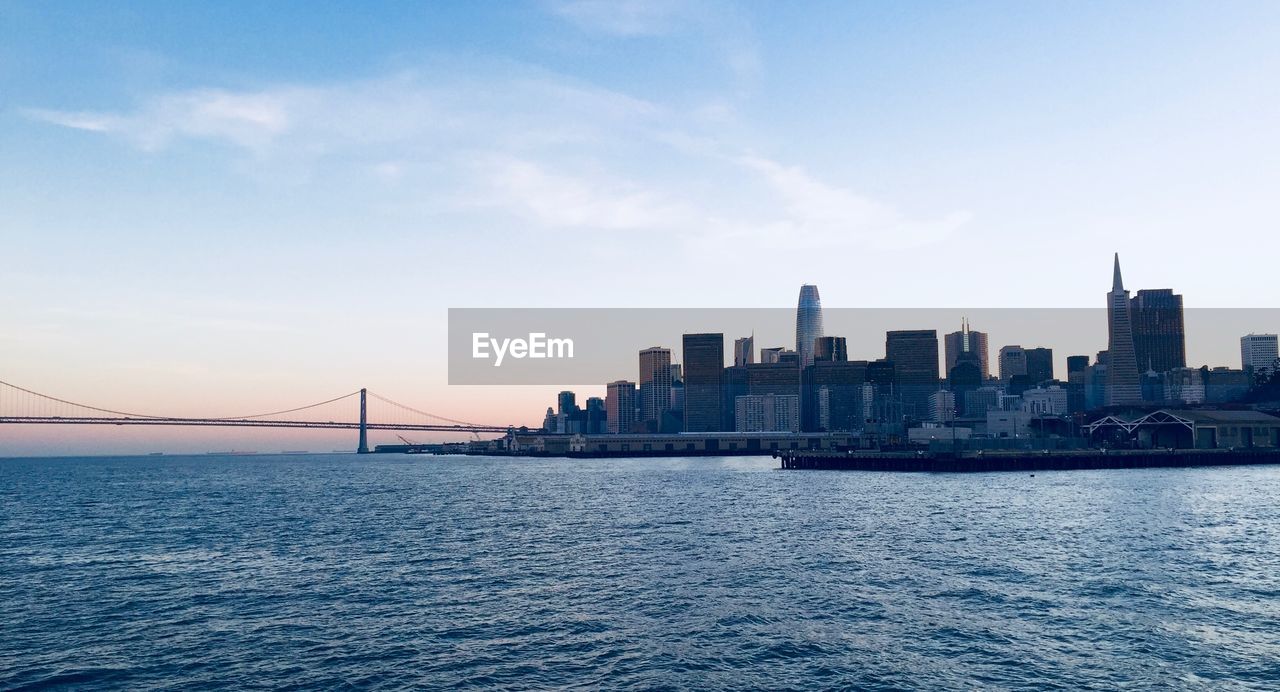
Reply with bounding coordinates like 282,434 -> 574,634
2,1 -> 1279,454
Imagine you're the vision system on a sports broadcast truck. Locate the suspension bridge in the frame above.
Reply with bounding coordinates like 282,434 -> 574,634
0,379 -> 515,453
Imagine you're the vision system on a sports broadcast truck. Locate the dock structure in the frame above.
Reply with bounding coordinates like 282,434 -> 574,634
777,448 -> 1280,473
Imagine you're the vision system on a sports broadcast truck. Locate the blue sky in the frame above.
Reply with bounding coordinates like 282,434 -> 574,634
2,1 -> 1279,453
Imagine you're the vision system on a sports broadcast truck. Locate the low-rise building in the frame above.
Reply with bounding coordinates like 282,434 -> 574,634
1086,409 -> 1280,449
1022,386 -> 1068,415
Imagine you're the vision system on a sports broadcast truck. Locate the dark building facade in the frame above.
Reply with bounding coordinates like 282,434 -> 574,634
813,336 -> 848,363
682,333 -> 725,432
1067,354 -> 1090,413
1131,288 -> 1186,373
948,356 -> 984,416
726,361 -> 802,431
804,359 -> 868,431
1025,347 -> 1054,384
885,330 -> 940,419
584,397 -> 607,435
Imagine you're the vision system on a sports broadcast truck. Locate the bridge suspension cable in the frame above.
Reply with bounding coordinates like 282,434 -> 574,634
0,378 -> 510,433
0,378 -> 165,419
365,391 -> 494,429
0,378 -> 361,422
218,391 -> 362,420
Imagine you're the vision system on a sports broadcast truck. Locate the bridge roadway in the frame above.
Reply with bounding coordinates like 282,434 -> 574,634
0,416 -> 513,434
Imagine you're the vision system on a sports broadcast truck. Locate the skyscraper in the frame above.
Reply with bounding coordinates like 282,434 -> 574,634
638,347 -> 672,432
813,336 -> 847,362
1241,333 -> 1279,377
998,345 -> 1027,381
1131,288 -> 1186,373
806,359 -> 868,431
584,397 -> 607,434
605,381 -> 636,434
682,333 -> 725,432
1025,347 -> 1054,384
1066,355 -> 1090,413
944,320 -> 989,378
1106,254 -> 1142,406
796,285 -> 824,367
733,335 -> 755,367
759,347 -> 785,364
885,329 -> 939,417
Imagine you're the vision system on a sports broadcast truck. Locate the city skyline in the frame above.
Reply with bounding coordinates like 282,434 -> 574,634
537,253 -> 1278,438
5,1 -> 1280,453
5,252 -> 1280,453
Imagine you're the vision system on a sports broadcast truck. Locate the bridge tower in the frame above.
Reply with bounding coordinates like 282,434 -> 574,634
358,388 -> 369,454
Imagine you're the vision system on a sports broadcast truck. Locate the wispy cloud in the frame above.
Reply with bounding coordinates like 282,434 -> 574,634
547,0 -> 692,37
23,65 -> 967,252
23,71 -> 658,159
546,0 -> 760,87
479,157 -> 696,230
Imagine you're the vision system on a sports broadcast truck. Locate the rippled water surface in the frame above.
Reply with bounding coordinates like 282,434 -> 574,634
3,454 -> 1280,690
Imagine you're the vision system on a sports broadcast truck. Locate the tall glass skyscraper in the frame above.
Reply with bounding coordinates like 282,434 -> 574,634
795,285 -> 824,367
682,333 -> 725,432
1130,288 -> 1186,373
638,347 -> 672,432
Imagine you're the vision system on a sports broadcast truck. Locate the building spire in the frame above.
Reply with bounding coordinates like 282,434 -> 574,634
1112,252 -> 1124,292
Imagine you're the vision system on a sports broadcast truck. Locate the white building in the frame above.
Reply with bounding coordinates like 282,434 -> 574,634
1021,385 -> 1068,415
928,390 -> 956,422
964,386 -> 1002,415
987,410 -> 1033,438
997,393 -> 1023,411
1241,334 -> 1279,377
735,394 -> 800,433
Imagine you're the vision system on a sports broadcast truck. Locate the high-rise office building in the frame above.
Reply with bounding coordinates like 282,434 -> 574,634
1241,333 -> 1279,377
885,329 -> 939,417
733,335 -> 755,367
638,347 -> 672,432
1026,347 -> 1054,384
1066,355 -> 1090,413
759,347 -> 784,364
805,360 -> 868,431
1131,289 -> 1186,373
944,320 -> 989,378
669,363 -> 684,415
796,285 -> 824,367
683,333 -> 725,432
929,390 -> 957,422
1106,254 -> 1142,406
813,336 -> 847,362
557,391 -> 577,415
948,358 -> 983,418
734,394 -> 800,433
584,397 -> 607,434
998,345 -> 1027,381
605,381 -> 636,434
